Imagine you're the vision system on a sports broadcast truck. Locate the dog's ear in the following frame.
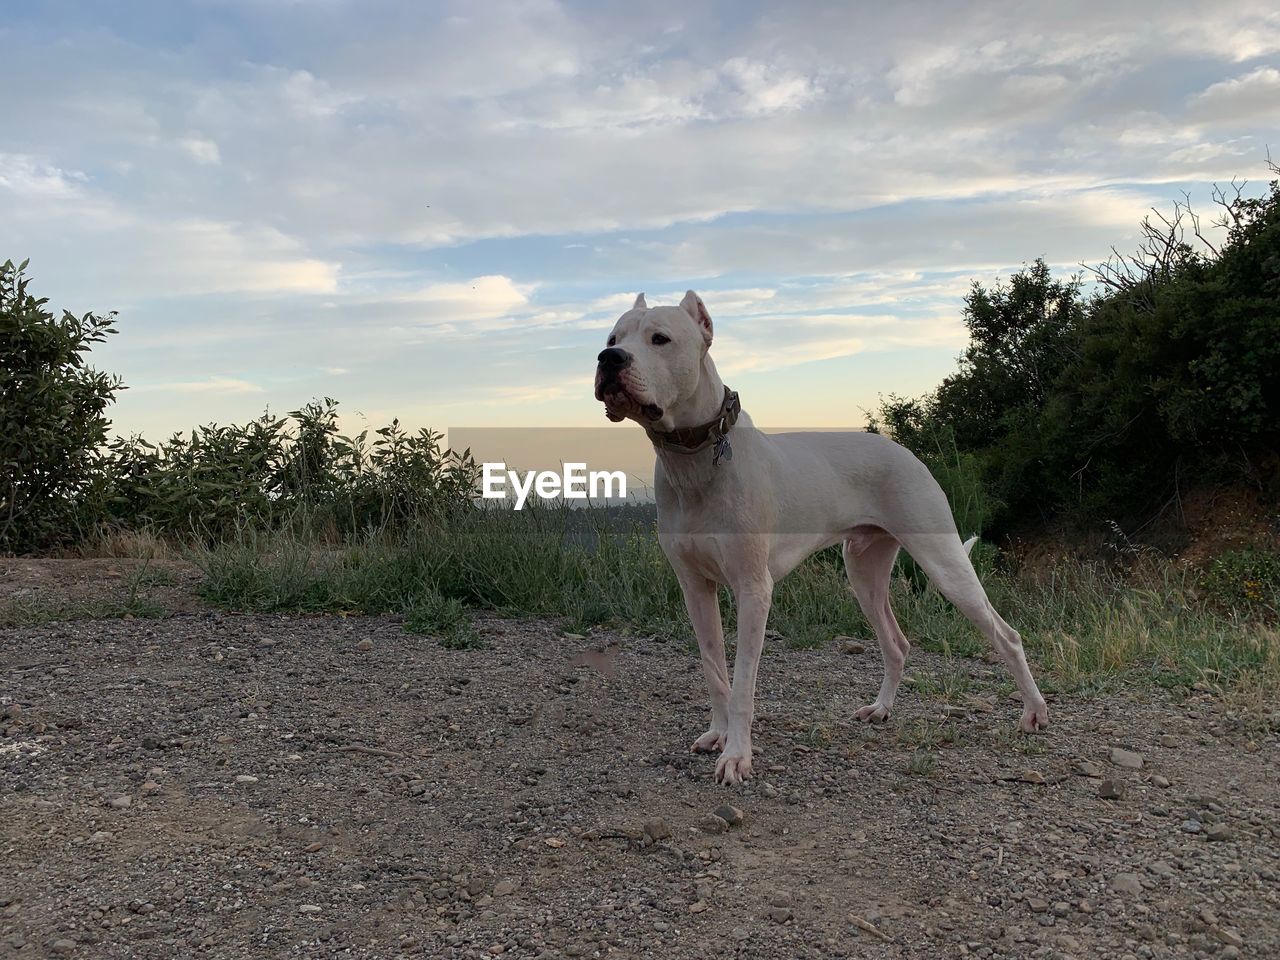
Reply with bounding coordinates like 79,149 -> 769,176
680,289 -> 713,345
633,292 -> 647,310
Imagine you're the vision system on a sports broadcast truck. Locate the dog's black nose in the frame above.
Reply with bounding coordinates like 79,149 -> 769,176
597,347 -> 630,368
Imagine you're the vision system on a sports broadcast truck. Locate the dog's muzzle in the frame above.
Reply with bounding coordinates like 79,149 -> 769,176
595,348 -> 663,422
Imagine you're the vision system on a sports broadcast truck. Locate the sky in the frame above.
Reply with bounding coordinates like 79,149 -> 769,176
2,0 -> 1278,442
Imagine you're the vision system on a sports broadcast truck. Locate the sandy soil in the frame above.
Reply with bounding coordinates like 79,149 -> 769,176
1,565 -> 1278,959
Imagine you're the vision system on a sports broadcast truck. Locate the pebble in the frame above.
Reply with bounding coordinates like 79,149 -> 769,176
1151,774 -> 1170,789
1111,873 -> 1143,895
298,904 -> 321,914
1215,928 -> 1244,948
1098,779 -> 1125,800
841,640 -> 865,655
1108,748 -> 1144,770
700,814 -> 730,834
769,907 -> 793,923
1205,823 -> 1233,841
643,818 -> 671,842
1181,820 -> 1202,834
108,796 -> 131,809
52,940 -> 75,955
713,804 -> 744,827
356,639 -> 373,651
141,781 -> 160,795
234,775 -> 259,784
1075,761 -> 1104,778
493,881 -> 516,897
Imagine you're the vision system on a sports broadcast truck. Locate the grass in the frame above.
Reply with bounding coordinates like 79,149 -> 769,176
185,503 -> 1280,696
1,559 -> 170,628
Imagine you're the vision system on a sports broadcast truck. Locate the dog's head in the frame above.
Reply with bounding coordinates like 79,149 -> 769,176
594,290 -> 714,425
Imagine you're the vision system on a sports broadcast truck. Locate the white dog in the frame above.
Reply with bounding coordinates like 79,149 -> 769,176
595,291 -> 1049,785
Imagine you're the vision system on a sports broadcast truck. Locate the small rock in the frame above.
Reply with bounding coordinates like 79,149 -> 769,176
761,783 -> 779,799
234,775 -> 258,785
1151,774 -> 1170,788
1019,770 -> 1046,785
108,796 -> 131,810
1111,873 -> 1143,895
1027,899 -> 1049,914
941,704 -> 968,718
1098,779 -> 1125,800
1215,928 -> 1244,948
140,781 -> 160,795
1205,823 -> 1232,842
1075,761 -> 1104,778
493,880 -> 516,897
1159,734 -> 1179,748
769,907 -> 793,924
840,640 -> 866,655
1181,819 -> 1202,834
689,900 -> 708,914
699,814 -> 730,834
356,638 -> 373,652
51,940 -> 75,955
298,904 -> 321,914
1108,748 -> 1144,770
643,818 -> 671,842
87,831 -> 112,843
713,804 -> 744,827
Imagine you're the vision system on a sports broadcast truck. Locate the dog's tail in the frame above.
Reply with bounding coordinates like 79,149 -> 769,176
962,534 -> 979,556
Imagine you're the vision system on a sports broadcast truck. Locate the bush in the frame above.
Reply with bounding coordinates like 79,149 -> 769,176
872,164 -> 1280,537
103,399 -> 479,541
0,260 -> 122,553
1201,548 -> 1280,617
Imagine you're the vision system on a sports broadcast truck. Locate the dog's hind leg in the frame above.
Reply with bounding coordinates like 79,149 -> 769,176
896,532 -> 1049,732
842,529 -> 909,723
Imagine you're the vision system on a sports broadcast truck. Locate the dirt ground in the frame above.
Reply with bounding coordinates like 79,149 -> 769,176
2,564 -> 1278,959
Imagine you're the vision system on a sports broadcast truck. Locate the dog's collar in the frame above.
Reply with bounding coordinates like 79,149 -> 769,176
646,386 -> 741,466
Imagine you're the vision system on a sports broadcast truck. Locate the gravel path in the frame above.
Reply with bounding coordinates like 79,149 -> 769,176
2,612 -> 1278,959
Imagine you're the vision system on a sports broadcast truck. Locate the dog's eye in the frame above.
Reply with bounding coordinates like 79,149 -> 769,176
651,333 -> 671,345
607,335 -> 616,346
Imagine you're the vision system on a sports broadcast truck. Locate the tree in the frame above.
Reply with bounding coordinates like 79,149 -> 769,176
0,260 -> 122,553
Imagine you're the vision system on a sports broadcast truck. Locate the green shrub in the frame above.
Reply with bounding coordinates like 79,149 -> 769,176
872,165 -> 1280,537
0,260 -> 122,553
1201,549 -> 1280,617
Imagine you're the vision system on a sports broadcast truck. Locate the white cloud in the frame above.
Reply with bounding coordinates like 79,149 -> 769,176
1189,67 -> 1280,125
179,136 -> 221,165
134,377 -> 265,395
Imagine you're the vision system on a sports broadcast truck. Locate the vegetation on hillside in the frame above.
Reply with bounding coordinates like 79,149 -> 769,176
3,169 -> 1279,698
870,164 -> 1280,540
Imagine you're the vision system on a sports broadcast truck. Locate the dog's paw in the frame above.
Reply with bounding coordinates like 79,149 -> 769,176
714,746 -> 752,785
855,702 -> 892,723
691,728 -> 726,753
1019,701 -> 1050,733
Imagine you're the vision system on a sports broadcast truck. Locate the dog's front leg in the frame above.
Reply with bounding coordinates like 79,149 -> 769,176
717,576 -> 773,785
677,572 -> 731,753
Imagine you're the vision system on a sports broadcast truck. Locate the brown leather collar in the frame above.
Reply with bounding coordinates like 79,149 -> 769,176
646,387 -> 741,465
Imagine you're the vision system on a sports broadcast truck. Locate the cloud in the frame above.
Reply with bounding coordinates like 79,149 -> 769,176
178,136 -> 221,165
1189,67 -> 1280,125
2,0 -> 1278,437
134,377 -> 265,395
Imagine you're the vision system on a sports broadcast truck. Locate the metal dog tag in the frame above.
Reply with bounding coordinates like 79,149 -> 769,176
713,435 -> 733,465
